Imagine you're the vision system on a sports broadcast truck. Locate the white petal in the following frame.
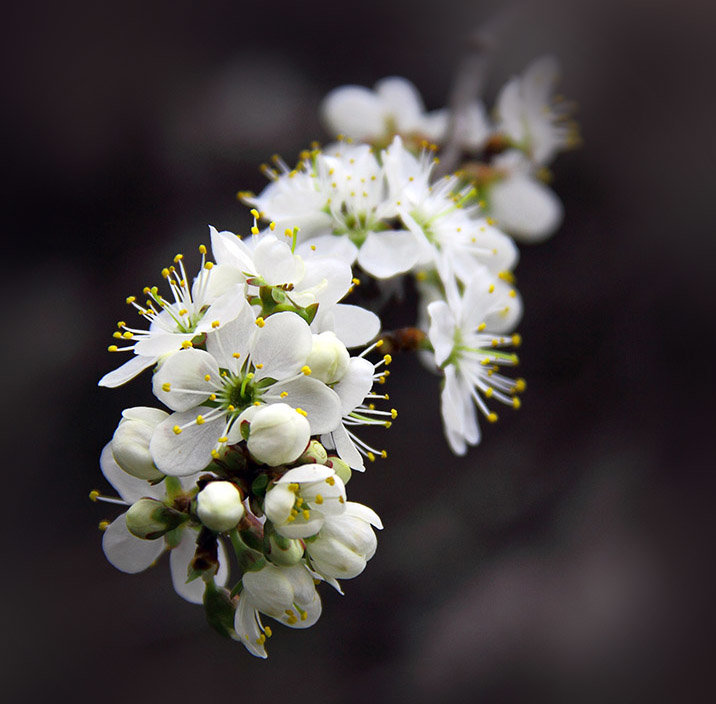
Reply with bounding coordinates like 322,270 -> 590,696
152,348 -> 218,412
233,596 -> 267,658
489,175 -> 564,242
205,300 -> 256,368
357,230 -> 419,279
98,355 -> 157,388
333,357 -> 374,413
276,463 -> 334,484
102,513 -> 165,574
345,500 -> 383,529
210,226 -> 256,272
195,284 -> 250,334
150,410 -> 224,476
300,258 -> 352,309
134,332 -> 193,357
375,76 -> 425,132
427,300 -> 456,367
250,312 -> 312,380
253,236 -> 301,285
325,304 -> 380,348
170,528 -> 206,604
296,235 -> 358,267
327,424 -> 364,471
266,376 -> 342,434
321,85 -> 385,139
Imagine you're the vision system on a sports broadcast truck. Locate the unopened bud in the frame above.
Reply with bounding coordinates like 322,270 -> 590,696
111,407 -> 167,480
196,481 -> 245,532
268,533 -> 305,566
306,331 -> 349,384
246,403 -> 310,466
298,439 -> 328,465
328,456 -> 352,485
125,498 -> 185,539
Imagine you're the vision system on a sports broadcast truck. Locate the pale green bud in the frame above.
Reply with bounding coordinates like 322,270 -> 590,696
298,439 -> 328,465
268,534 -> 305,566
306,331 -> 349,384
125,498 -> 185,539
111,407 -> 167,481
328,456 -> 352,485
196,481 -> 245,532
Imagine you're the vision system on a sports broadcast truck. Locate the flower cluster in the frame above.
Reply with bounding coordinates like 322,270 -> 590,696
93,54 -> 578,654
95,225 -> 391,657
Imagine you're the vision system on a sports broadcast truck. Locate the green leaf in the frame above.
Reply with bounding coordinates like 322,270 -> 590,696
203,579 -> 236,639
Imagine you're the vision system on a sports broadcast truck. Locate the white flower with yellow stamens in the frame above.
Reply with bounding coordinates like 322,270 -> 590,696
305,501 -> 383,583
494,55 -> 579,167
427,264 -> 524,455
99,245 -> 245,388
381,136 -> 519,283
321,340 -> 396,471
263,464 -> 347,539
234,562 -> 322,659
149,301 -> 342,476
97,443 -> 230,603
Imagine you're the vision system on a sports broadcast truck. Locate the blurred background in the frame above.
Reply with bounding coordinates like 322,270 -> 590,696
3,0 -> 714,702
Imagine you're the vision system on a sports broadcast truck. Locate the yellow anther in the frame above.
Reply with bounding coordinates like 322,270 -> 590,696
264,626 -> 272,637
255,317 -> 265,328
122,331 -> 133,339
108,345 -> 119,352
512,397 -> 521,409
178,308 -> 188,316
310,244 -> 316,250
198,244 -> 207,254
125,296 -> 136,304
251,226 -> 260,235
480,358 -> 491,366
284,229 -> 293,237
511,334 -> 522,347
196,415 -> 205,425
487,412 -> 498,423
301,612 -> 308,621
384,421 -> 392,428
280,391 -> 288,398
173,254 -> 184,263
384,394 -> 390,400
380,450 -> 387,459
217,436 -> 228,443
485,387 -> 494,398
367,452 -> 376,462
509,289 -> 517,298
351,278 -> 360,286
514,378 -> 527,393
113,331 -> 122,339
89,490 -> 100,502
301,366 -> 312,375
391,408 -> 398,419
288,483 -> 300,492
161,268 -> 170,278
269,222 -> 276,231
477,322 -> 486,331
227,404 -> 235,412
315,494 -> 324,504
253,401 -> 261,406
338,496 -> 345,503
286,515 -> 296,523
204,262 -> 214,270
295,407 -> 307,417
143,287 -> 151,295
209,394 -> 217,401
486,217 -> 496,225
325,476 -> 335,486
98,520 -> 110,532
383,354 -> 392,365
255,363 -> 264,369
498,270 -> 515,284
117,321 -> 126,328
181,340 -> 193,349
491,339 -> 499,348
173,425 -> 183,435
250,208 -> 260,218
378,376 -> 386,384
416,271 -> 427,281
375,339 -> 384,347
211,320 -> 220,328
488,284 -> 495,293
162,382 -> 171,392
302,509 -> 310,520
368,403 -> 375,410
231,353 -> 241,360
210,449 -> 220,459
295,498 -> 303,508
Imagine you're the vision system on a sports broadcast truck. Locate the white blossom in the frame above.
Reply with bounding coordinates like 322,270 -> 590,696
196,481 -> 245,532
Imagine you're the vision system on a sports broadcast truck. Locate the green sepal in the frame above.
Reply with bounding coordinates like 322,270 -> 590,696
239,526 -> 263,553
203,578 -> 237,639
251,473 -> 268,496
240,420 -> 251,441
299,302 -> 318,325
164,526 -> 184,549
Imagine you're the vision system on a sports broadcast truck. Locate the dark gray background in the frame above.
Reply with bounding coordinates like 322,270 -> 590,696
3,0 -> 714,702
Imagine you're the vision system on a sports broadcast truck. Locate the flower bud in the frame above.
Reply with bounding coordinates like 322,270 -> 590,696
327,455 -> 352,485
268,534 -> 305,566
246,403 -> 310,466
306,331 -> 349,384
196,481 -> 245,532
298,439 -> 328,465
111,407 -> 167,480
125,498 -> 185,539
